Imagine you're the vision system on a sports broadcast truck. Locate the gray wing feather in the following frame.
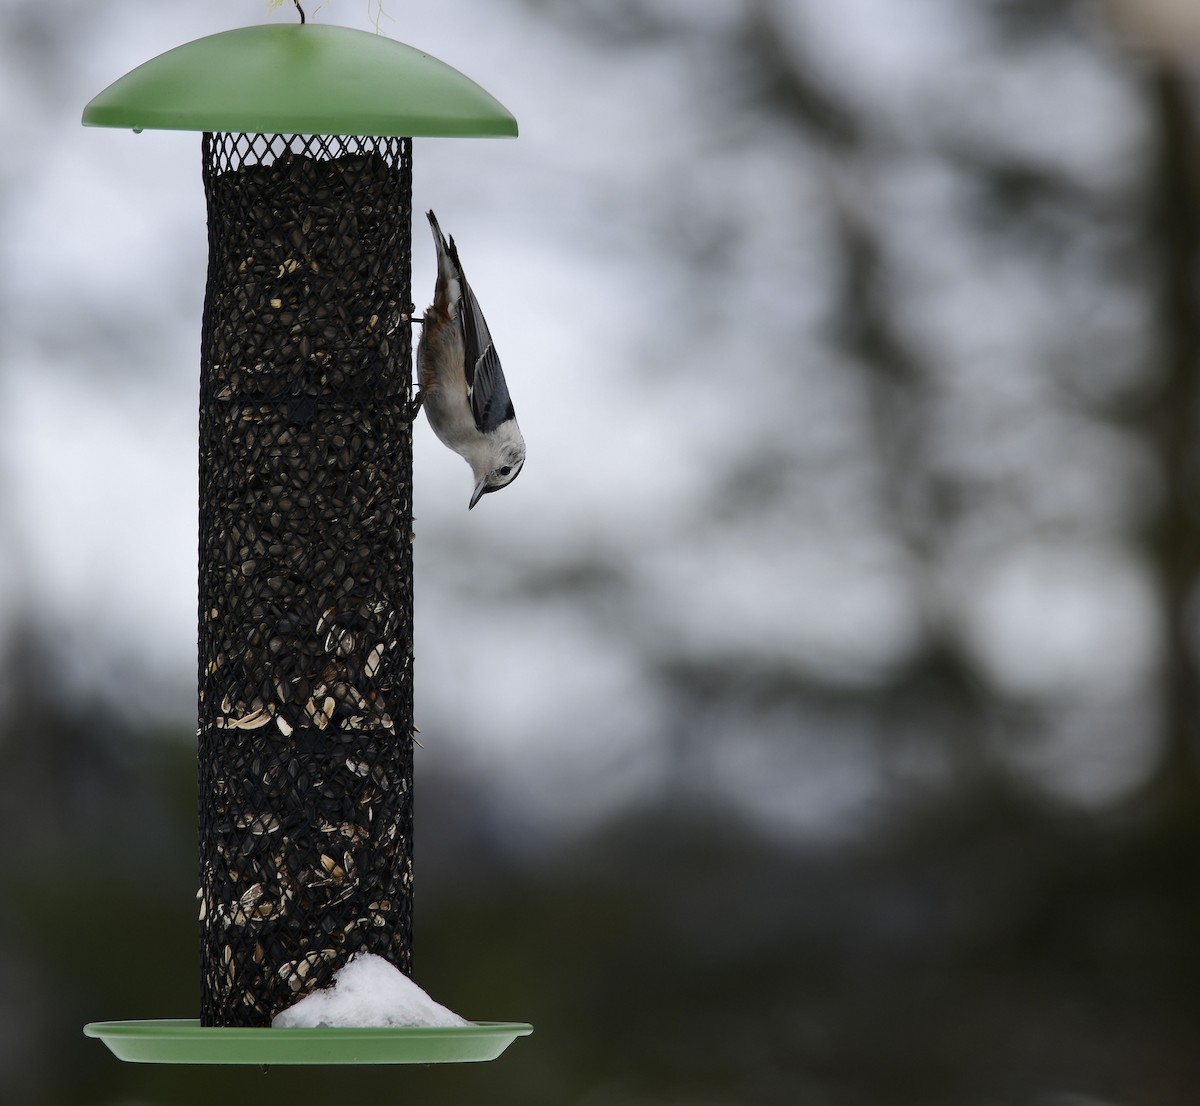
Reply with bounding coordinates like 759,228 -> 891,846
470,342 -> 514,434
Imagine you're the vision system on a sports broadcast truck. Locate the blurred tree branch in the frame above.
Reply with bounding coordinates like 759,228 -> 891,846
1139,65 -> 1200,817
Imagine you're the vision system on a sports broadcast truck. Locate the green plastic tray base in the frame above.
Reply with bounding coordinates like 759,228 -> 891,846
84,1019 -> 532,1065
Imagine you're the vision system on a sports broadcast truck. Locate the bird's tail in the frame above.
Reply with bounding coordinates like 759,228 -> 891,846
426,210 -> 461,316
426,209 -> 448,251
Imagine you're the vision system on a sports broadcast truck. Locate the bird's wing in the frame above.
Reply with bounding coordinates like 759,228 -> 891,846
468,339 -> 514,435
447,235 -> 516,434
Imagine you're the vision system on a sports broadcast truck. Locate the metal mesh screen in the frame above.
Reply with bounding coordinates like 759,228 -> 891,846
197,132 -> 415,1027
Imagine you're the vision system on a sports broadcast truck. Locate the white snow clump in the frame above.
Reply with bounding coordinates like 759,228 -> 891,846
272,952 -> 471,1029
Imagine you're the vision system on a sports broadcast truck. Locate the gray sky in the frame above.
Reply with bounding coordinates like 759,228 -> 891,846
0,0 -> 1172,840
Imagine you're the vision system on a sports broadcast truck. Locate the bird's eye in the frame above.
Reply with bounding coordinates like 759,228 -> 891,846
499,466 -> 511,477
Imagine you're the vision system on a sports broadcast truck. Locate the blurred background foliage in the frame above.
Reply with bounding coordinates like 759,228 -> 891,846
3,0 -> 1200,1103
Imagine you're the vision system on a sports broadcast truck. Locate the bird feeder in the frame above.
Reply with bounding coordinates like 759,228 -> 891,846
80,20 -> 530,1065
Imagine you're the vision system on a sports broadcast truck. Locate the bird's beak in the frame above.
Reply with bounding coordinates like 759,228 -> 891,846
469,476 -> 489,510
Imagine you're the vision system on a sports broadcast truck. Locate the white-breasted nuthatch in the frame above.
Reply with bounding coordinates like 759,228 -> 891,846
415,210 -> 525,509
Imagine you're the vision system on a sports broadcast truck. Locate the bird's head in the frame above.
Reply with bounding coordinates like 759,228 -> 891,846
469,434 -> 526,509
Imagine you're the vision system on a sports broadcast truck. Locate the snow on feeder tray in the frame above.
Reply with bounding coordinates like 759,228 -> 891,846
80,19 -> 530,1066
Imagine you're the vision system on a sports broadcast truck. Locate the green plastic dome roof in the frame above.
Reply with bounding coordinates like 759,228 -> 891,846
82,23 -> 517,137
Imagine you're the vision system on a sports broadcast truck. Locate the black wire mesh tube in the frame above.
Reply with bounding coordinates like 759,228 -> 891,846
196,132 -> 415,1027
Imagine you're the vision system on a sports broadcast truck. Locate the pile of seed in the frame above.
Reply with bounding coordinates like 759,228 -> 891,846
196,134 -> 415,1027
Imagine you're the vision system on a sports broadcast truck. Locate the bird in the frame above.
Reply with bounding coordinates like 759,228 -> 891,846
414,210 -> 525,509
